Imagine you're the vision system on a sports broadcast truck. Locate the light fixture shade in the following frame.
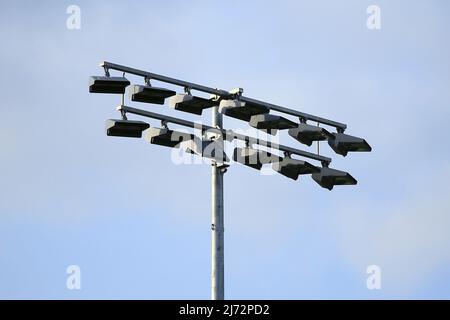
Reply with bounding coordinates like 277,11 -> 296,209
233,147 -> 282,170
327,133 -> 372,156
168,94 -> 217,115
288,123 -> 332,146
130,85 -> 176,104
185,139 -> 229,162
311,167 -> 357,190
219,99 -> 269,121
249,114 -> 297,135
144,127 -> 194,148
105,119 -> 150,138
89,76 -> 130,94
272,157 -> 320,180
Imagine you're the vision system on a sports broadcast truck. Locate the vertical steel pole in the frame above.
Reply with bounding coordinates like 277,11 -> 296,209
211,106 -> 224,300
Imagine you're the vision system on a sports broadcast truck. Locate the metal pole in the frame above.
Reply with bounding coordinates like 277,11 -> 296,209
211,106 -> 225,300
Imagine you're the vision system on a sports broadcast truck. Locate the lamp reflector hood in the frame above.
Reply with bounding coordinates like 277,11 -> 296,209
168,94 -> 217,115
288,123 -> 332,146
89,76 -> 130,94
105,119 -> 149,138
311,167 -> 357,190
272,157 -> 320,180
249,114 -> 297,135
233,147 -> 282,170
144,127 -> 194,148
328,133 -> 372,156
130,85 -> 176,104
219,99 -> 269,121
185,139 -> 229,162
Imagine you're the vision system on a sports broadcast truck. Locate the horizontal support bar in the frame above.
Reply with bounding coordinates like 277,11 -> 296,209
118,105 -> 332,164
101,61 -> 230,97
240,96 -> 347,130
101,61 -> 346,130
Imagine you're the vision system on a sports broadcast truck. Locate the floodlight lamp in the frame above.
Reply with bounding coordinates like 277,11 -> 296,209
219,99 -> 269,121
327,133 -> 372,156
89,76 -> 130,94
272,157 -> 320,180
233,147 -> 282,170
105,119 -> 150,138
288,123 -> 332,146
168,94 -> 217,115
203,128 -> 227,142
144,127 -> 194,148
130,85 -> 176,104
185,139 -> 229,162
249,114 -> 297,135
311,167 -> 357,190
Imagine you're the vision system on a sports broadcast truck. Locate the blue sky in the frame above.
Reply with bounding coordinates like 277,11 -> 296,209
1,0 -> 450,299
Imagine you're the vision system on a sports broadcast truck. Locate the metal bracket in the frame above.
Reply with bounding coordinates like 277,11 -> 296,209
317,122 -> 320,155
204,127 -> 223,142
145,76 -> 152,86
103,67 -> 110,77
161,120 -> 169,129
218,163 -> 229,171
211,162 -> 229,174
209,90 -> 222,102
244,136 -> 258,148
211,224 -> 224,232
229,87 -> 243,100
116,105 -> 128,120
184,87 -> 192,95
121,109 -> 127,120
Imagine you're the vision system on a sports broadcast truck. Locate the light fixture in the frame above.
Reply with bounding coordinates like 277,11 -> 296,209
168,94 -> 217,115
233,147 -> 282,170
311,167 -> 357,190
272,157 -> 320,180
105,119 -> 150,138
185,139 -> 229,162
144,127 -> 194,148
89,76 -> 130,94
219,99 -> 269,121
130,85 -> 176,104
328,133 -> 372,156
288,123 -> 332,146
249,114 -> 297,134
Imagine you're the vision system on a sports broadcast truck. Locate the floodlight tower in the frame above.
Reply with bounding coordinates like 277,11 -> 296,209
89,61 -> 372,300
